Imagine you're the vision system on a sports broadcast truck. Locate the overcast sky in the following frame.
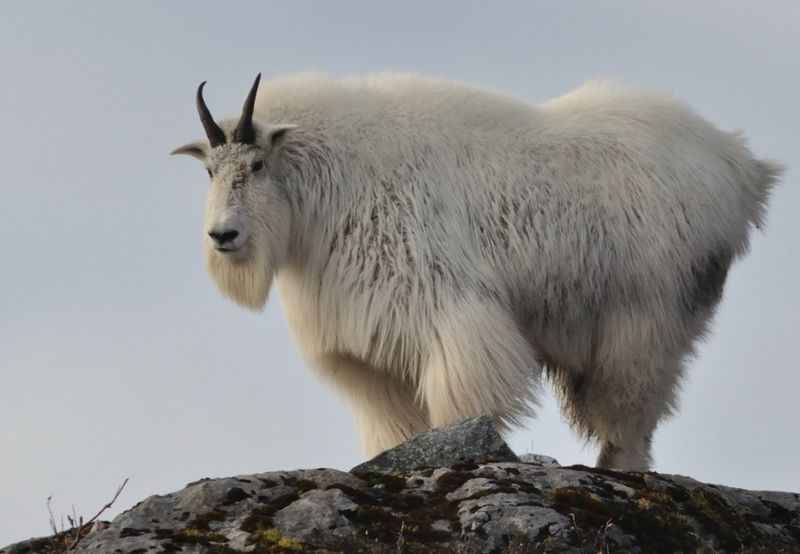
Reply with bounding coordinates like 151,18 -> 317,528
1,0 -> 797,544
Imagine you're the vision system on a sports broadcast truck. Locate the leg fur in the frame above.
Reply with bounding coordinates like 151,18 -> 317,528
549,309 -> 687,471
552,360 -> 682,471
422,300 -> 541,431
316,354 -> 430,457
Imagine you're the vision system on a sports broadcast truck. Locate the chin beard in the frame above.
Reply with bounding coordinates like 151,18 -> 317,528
205,245 -> 272,311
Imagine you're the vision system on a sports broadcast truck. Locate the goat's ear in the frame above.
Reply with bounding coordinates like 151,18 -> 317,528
170,141 -> 207,160
263,124 -> 298,152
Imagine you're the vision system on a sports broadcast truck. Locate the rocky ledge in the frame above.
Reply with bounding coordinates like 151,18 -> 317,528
3,417 -> 799,553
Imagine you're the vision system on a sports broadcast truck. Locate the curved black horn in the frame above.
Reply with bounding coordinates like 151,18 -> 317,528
233,73 -> 261,144
196,81 -> 226,148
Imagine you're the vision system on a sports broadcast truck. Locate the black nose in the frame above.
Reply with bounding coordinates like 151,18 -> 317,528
208,229 -> 239,245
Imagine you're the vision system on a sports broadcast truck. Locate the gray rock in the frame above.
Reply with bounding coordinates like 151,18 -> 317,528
350,415 -> 518,474
3,432 -> 800,553
519,452 -> 561,467
273,488 -> 358,542
446,477 -> 497,501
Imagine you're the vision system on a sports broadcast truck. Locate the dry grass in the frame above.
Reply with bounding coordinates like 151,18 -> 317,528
43,478 -> 129,552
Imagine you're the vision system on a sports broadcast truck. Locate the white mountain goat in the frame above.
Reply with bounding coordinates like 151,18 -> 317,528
172,73 -> 781,470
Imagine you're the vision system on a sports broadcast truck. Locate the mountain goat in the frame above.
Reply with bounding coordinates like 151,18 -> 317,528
172,73 -> 781,470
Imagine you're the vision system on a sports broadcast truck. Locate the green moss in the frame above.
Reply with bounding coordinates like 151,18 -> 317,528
552,485 -> 701,553
258,528 -> 283,542
247,526 -> 304,551
168,526 -> 227,546
277,537 -> 303,550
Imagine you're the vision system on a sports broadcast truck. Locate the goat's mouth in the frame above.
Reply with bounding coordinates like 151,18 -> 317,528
210,239 -> 253,263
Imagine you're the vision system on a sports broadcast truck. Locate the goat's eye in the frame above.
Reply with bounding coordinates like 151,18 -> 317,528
251,160 -> 264,172
206,168 -> 213,178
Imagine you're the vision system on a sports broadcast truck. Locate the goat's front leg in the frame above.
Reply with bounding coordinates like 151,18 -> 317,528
315,353 -> 430,457
421,299 -> 542,432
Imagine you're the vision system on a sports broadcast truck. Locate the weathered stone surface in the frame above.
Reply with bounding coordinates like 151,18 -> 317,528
3,428 -> 800,553
272,488 -> 359,542
351,415 -> 518,475
519,453 -> 560,467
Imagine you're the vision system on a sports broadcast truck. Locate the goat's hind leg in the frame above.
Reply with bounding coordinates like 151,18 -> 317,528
551,316 -> 686,471
585,246 -> 732,469
593,350 -> 684,471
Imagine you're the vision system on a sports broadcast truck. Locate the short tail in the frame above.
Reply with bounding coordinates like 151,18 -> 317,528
750,158 -> 784,230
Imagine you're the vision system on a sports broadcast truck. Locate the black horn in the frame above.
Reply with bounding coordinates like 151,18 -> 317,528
233,73 -> 261,144
196,81 -> 226,148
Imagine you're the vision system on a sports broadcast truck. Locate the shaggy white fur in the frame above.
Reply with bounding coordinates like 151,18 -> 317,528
172,73 -> 782,470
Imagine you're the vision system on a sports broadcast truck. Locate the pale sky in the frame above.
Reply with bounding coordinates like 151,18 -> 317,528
1,1 -> 798,544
